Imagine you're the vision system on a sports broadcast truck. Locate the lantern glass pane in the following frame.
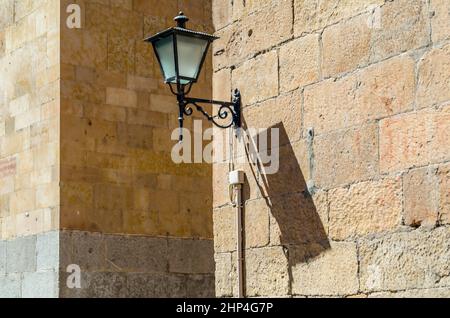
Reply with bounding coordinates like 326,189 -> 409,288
176,35 -> 209,82
154,34 -> 176,82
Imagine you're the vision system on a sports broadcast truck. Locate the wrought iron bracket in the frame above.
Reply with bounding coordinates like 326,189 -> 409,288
174,88 -> 241,141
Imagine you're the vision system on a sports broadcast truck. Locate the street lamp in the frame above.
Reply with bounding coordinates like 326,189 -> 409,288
145,12 -> 241,141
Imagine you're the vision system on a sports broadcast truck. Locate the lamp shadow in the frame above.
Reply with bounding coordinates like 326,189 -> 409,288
241,120 -> 330,289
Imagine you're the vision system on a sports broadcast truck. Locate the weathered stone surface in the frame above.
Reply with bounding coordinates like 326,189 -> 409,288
214,252 -> 234,297
185,274 -> 216,298
0,241 -> 6,274
322,14 -> 371,77
213,206 -> 236,253
438,164 -> 450,225
417,44 -> 450,109
0,0 -> 14,29
243,89 -> 303,148
304,55 -> 415,135
360,227 -> 450,292
403,167 -> 439,228
61,29 -> 108,69
380,106 -> 450,173
168,239 -> 215,274
291,242 -> 359,296
232,51 -> 278,106
36,231 -> 59,271
329,178 -> 402,240
70,231 -> 107,272
244,199 -> 270,248
61,271 -> 128,298
269,192 -> 329,246
431,0 -> 450,43
6,235 -> 36,273
127,273 -> 185,298
0,274 -> 21,298
279,34 -> 320,92
215,0 -> 292,68
370,0 -> 430,62
22,271 -> 58,298
212,0 -> 232,30
369,287 -> 450,298
294,0 -> 383,36
245,247 -> 290,297
105,235 -> 168,273
314,124 -> 379,189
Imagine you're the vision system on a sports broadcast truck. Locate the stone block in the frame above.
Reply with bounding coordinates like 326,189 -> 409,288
232,50 -> 278,106
36,231 -> 59,271
314,124 -> 379,189
212,68 -> 231,102
431,0 -> 450,43
245,246 -> 290,297
221,0 -> 292,67
369,288 -> 450,298
22,271 -> 58,298
6,235 -> 36,273
279,34 -> 320,92
322,14 -> 371,77
61,271 -> 128,298
0,274 -> 21,298
244,199 -> 270,248
403,167 -> 440,228
294,0 -> 383,36
329,178 -> 402,240
70,231 -> 107,272
304,55 -> 415,135
291,242 -> 359,296
127,75 -> 157,92
106,87 -> 137,108
214,252 -> 234,297
105,235 -> 168,273
243,89 -> 303,146
380,106 -> 450,173
213,206 -> 236,253
0,0 -> 14,29
126,273 -> 185,298
417,44 -> 450,109
370,0 -> 430,62
168,238 -> 215,274
61,29 -> 107,69
212,0 -> 232,30
0,241 -> 6,274
107,36 -> 135,74
269,192 -> 328,246
360,227 -> 450,292
185,274 -> 216,298
439,164 -> 450,224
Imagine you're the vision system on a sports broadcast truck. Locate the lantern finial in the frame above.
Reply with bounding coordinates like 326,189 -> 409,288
174,12 -> 189,28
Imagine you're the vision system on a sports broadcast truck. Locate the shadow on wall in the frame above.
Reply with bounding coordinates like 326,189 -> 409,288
242,120 -> 330,287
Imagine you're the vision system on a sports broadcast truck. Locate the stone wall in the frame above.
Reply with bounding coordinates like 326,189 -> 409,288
1,0 -> 215,298
58,0 -> 215,297
212,0 -> 450,297
0,0 -> 60,298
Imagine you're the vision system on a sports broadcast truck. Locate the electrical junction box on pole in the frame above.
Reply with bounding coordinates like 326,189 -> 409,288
229,170 -> 245,185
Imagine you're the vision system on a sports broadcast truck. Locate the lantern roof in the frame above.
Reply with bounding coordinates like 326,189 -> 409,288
144,27 -> 218,44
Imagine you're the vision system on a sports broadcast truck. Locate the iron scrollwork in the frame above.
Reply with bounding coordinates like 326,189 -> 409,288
172,86 -> 241,141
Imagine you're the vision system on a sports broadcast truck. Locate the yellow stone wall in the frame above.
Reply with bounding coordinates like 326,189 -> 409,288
59,0 -> 213,239
1,0 -> 213,240
0,0 -> 60,239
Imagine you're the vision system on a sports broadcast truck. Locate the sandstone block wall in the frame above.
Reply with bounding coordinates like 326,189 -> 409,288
0,0 -> 60,297
212,0 -> 450,297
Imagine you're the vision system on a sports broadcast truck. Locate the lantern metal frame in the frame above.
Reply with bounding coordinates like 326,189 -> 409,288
144,12 -> 241,141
